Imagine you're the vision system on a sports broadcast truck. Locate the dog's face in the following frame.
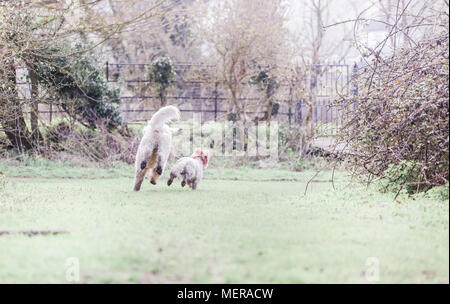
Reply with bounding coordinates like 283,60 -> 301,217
192,148 -> 210,168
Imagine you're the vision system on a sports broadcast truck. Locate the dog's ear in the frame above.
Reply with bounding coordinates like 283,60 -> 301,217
191,148 -> 202,158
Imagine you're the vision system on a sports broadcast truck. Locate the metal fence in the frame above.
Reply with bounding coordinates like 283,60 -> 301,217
105,62 -> 355,127
16,61 -> 355,130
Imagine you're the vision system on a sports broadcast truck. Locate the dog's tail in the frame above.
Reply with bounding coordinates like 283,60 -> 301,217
148,105 -> 180,130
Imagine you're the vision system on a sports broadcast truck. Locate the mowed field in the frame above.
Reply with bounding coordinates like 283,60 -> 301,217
0,160 -> 448,283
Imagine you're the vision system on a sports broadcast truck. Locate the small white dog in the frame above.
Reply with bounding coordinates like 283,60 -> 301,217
133,105 -> 180,191
167,148 -> 210,190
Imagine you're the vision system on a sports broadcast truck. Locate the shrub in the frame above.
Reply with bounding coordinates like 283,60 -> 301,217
425,184 -> 449,201
37,43 -> 122,130
149,56 -> 176,106
337,30 -> 449,194
249,69 -> 280,121
42,120 -> 136,166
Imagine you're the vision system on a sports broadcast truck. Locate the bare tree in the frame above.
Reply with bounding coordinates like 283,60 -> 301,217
193,0 -> 289,153
326,0 -> 449,193
0,0 -> 170,152
195,0 -> 288,119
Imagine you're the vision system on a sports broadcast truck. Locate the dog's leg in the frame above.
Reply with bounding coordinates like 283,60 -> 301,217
180,169 -> 188,187
133,168 -> 148,191
141,148 -> 158,171
149,169 -> 160,185
167,173 -> 175,186
191,179 -> 198,190
150,153 -> 168,185
154,154 -> 165,176
150,157 -> 162,185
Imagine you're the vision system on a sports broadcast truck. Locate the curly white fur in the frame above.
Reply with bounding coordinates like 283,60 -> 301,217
133,105 -> 180,191
167,149 -> 209,190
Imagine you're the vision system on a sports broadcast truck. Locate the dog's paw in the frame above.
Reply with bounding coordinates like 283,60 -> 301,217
167,179 -> 173,186
140,161 -> 147,170
150,180 -> 157,185
155,166 -> 163,175
181,180 -> 186,187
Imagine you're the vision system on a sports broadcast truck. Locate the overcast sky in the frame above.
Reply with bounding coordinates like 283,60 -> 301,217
284,0 -> 388,63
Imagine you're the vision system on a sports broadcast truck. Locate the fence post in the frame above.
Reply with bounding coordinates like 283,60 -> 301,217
49,101 -> 53,123
214,82 -> 218,121
106,61 -> 109,82
232,122 -> 237,151
255,119 -> 259,156
352,62 -> 358,97
288,107 -> 292,126
296,100 -> 302,124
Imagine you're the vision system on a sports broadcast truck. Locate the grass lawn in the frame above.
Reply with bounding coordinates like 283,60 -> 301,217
0,161 -> 448,283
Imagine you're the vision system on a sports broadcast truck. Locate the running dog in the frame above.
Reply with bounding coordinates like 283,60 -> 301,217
133,105 -> 180,191
167,148 -> 210,190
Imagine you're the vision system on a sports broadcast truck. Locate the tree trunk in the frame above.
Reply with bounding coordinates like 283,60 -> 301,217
299,93 -> 314,157
28,65 -> 41,147
0,63 -> 32,152
243,118 -> 249,153
265,96 -> 273,149
160,89 -> 167,107
299,66 -> 317,158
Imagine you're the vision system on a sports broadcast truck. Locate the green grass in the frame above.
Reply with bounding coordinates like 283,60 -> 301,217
0,156 -> 335,181
0,162 -> 448,283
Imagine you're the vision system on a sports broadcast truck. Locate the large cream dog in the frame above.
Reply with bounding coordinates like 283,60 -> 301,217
133,105 -> 180,191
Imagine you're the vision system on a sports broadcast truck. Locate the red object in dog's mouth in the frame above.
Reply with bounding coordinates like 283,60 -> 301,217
192,148 -> 209,167
200,155 -> 208,166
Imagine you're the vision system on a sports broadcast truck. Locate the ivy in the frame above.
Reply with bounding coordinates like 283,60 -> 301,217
149,56 -> 176,106
36,43 -> 122,130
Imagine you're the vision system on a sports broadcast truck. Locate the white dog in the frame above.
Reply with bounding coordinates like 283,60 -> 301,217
167,148 -> 210,190
133,105 -> 180,191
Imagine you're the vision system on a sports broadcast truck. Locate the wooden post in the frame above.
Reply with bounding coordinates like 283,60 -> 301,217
28,66 -> 40,146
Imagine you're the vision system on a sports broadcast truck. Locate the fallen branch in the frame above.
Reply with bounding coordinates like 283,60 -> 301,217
0,229 -> 69,237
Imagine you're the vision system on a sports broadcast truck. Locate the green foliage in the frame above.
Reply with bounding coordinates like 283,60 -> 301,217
0,172 -> 6,195
425,184 -> 449,201
277,124 -> 302,154
36,43 -> 122,129
249,70 -> 277,97
382,161 -> 428,194
148,56 -> 176,106
249,69 -> 280,119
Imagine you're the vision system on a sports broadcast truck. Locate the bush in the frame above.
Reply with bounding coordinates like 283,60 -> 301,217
149,56 -> 176,106
427,185 -> 449,201
381,161 -> 428,194
41,120 -> 136,166
337,30 -> 449,193
37,43 -> 122,130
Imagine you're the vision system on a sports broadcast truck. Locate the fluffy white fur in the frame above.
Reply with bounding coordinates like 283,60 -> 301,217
167,148 -> 210,190
133,105 -> 180,191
